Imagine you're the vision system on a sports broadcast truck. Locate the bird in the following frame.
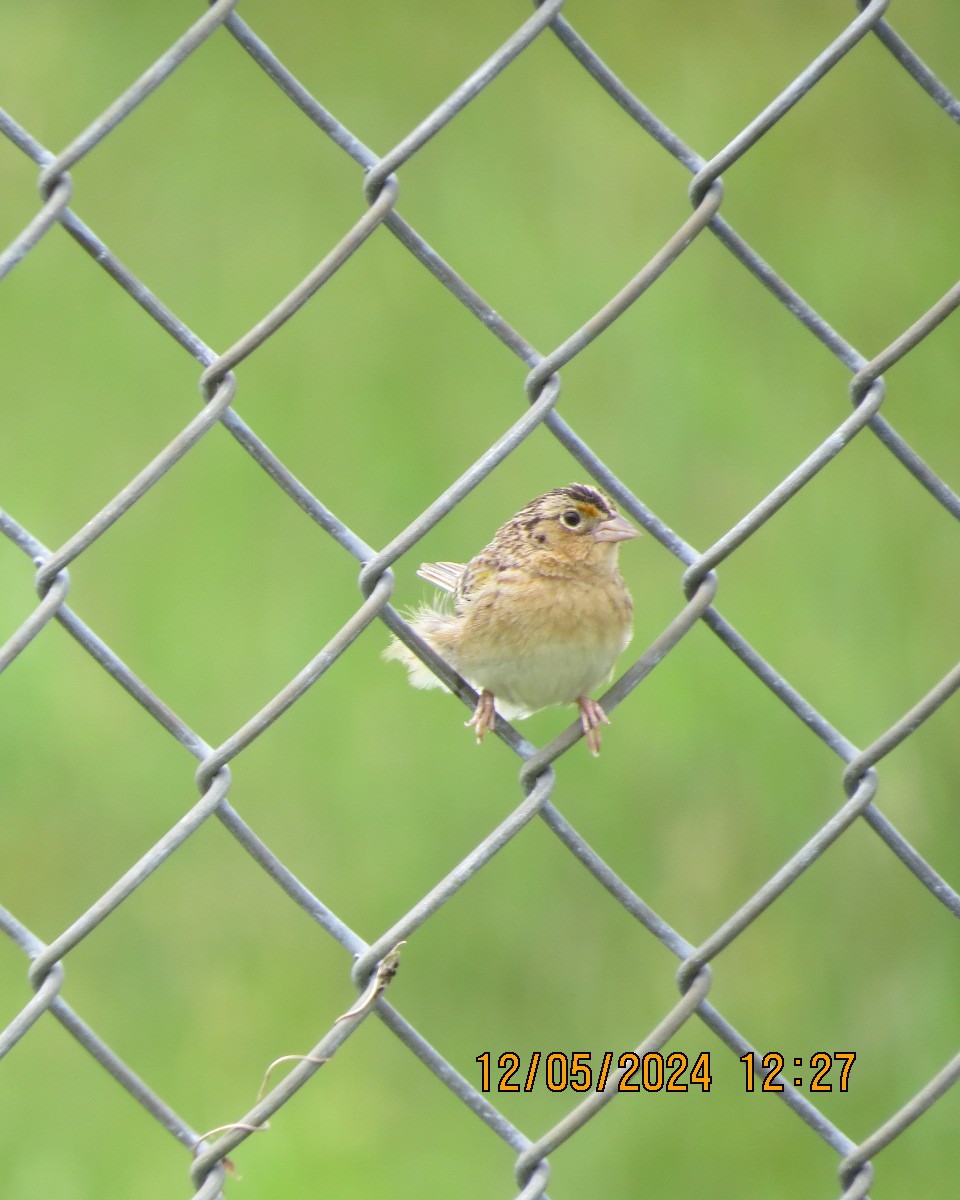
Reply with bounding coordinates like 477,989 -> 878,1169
383,483 -> 640,755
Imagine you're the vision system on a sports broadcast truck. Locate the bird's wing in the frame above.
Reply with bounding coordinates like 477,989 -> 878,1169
417,560 -> 464,594
451,553 -> 501,606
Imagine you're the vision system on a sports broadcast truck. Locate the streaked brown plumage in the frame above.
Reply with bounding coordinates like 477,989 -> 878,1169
383,484 -> 639,755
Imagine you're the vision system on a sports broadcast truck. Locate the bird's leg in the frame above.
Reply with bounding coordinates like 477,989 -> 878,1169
466,689 -> 497,743
577,695 -> 610,757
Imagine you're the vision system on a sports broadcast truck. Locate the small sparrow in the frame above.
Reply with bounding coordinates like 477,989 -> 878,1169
384,484 -> 639,755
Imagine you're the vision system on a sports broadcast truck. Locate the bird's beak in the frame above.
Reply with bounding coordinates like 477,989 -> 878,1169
593,513 -> 641,543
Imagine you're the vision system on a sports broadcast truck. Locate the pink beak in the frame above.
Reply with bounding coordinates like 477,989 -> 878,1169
593,513 -> 641,543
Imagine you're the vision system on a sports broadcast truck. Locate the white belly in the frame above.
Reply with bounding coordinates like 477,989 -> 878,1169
417,567 -> 634,719
458,625 -> 630,718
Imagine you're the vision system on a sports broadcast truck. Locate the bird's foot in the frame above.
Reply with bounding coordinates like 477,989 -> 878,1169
577,695 -> 610,757
466,689 -> 497,743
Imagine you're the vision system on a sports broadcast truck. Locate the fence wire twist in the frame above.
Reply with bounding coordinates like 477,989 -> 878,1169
2,3 -> 960,1197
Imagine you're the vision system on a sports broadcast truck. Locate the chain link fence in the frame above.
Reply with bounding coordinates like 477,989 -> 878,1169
2,2 -> 959,1196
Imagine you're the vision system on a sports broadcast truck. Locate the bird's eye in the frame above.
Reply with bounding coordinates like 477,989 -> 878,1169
561,510 -> 582,528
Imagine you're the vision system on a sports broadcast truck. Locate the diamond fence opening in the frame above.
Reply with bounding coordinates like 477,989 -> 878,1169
2,2 -> 959,1197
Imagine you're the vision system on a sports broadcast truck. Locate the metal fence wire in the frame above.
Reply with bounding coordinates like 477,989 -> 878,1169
2,2 -> 960,1197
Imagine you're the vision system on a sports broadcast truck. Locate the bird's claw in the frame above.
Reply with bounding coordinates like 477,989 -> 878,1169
466,689 -> 497,743
466,691 -> 610,754
577,695 -> 610,757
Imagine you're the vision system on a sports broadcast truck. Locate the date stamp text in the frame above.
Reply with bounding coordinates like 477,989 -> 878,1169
476,1050 -> 856,1094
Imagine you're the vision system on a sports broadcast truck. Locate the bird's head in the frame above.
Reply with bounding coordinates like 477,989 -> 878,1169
506,483 -> 640,570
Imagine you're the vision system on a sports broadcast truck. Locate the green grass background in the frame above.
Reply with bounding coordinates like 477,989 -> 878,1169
1,1 -> 959,1196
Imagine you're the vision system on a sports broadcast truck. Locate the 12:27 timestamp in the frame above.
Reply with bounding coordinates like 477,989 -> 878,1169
741,1051 -> 856,1092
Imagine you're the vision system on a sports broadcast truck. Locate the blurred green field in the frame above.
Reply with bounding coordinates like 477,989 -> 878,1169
2,2 -> 959,1197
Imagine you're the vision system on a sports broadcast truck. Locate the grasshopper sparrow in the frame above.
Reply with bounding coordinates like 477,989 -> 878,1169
384,484 -> 639,755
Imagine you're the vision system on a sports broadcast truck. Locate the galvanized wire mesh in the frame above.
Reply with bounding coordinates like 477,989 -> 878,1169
2,2 -> 960,1197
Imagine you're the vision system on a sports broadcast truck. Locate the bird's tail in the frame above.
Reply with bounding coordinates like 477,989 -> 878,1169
382,604 -> 455,692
